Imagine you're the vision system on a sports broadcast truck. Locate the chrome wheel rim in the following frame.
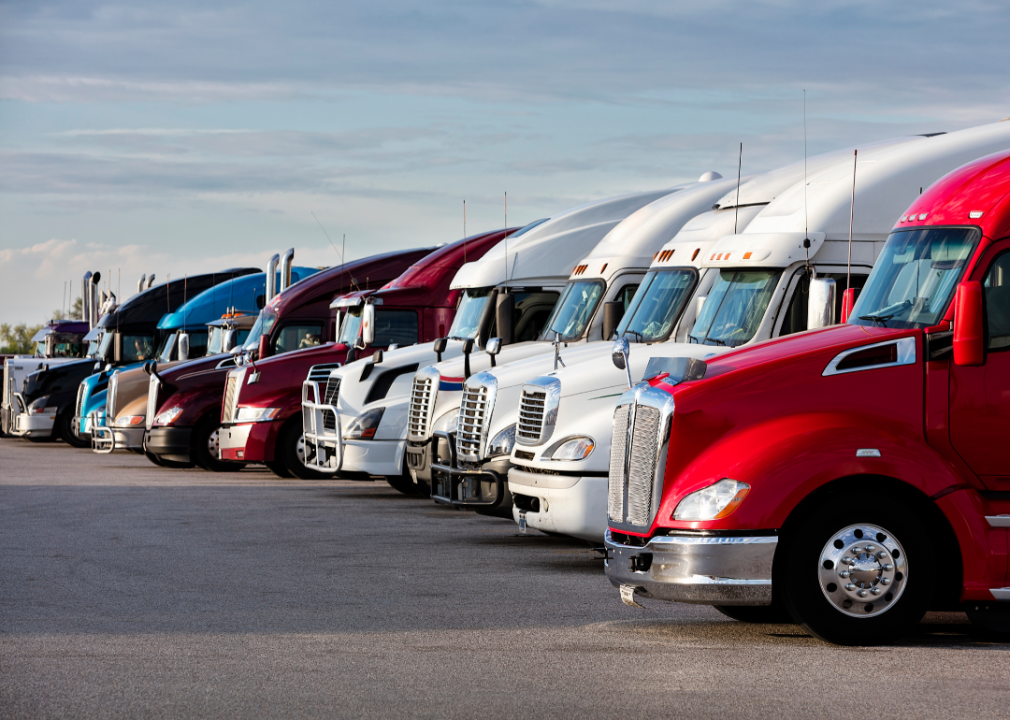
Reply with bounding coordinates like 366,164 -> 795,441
296,434 -> 306,464
208,428 -> 220,456
818,523 -> 907,618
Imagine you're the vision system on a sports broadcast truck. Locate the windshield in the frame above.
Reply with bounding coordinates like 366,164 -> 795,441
851,227 -> 979,329
689,269 -> 781,347
243,308 -> 277,351
540,280 -> 605,342
97,331 -> 115,361
337,307 -> 363,345
618,269 -> 698,343
448,287 -> 493,340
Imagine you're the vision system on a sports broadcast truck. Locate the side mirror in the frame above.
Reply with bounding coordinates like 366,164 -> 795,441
257,336 -> 269,360
223,328 -> 236,352
113,334 -> 122,363
841,287 -> 861,324
462,338 -> 475,378
611,337 -> 633,389
230,345 -> 244,357
433,337 -> 448,362
486,337 -> 502,360
495,292 -> 515,345
602,301 -> 625,341
362,304 -> 376,347
954,281 -> 985,366
372,350 -> 383,365
807,278 -> 837,329
177,332 -> 190,361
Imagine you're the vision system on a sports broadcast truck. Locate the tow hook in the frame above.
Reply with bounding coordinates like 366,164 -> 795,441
629,552 -> 653,573
620,584 -> 643,608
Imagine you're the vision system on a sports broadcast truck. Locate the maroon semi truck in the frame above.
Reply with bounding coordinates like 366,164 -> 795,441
143,248 -> 432,470
216,228 -> 515,479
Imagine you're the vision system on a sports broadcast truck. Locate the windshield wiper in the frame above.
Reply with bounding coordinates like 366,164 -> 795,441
858,314 -> 895,326
706,337 -> 728,347
622,330 -> 646,342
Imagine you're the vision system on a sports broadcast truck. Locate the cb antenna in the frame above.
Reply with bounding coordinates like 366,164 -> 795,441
847,149 -> 858,296
803,90 -> 812,278
463,200 -> 467,264
503,192 -> 508,292
734,143 -> 743,234
312,211 -> 342,260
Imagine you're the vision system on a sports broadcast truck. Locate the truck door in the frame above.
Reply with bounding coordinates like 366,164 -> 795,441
950,245 -> 1010,486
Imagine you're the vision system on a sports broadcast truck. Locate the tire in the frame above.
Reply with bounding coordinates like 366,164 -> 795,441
193,415 -> 244,472
385,473 -> 419,495
777,491 -> 932,645
145,450 -> 166,467
57,410 -> 90,448
714,599 -> 793,624
273,420 -> 327,480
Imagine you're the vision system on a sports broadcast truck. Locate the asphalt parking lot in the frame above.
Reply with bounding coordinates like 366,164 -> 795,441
2,440 -> 1010,719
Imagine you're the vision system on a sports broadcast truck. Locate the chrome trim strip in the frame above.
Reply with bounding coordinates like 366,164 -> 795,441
991,588 -> 1010,601
985,515 -> 1010,528
822,336 -> 916,377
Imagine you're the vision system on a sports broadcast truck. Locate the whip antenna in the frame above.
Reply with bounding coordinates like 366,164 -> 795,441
503,192 -> 508,292
312,212 -> 341,260
463,200 -> 467,264
734,143 -> 743,234
803,90 -> 812,276
847,149 -> 858,294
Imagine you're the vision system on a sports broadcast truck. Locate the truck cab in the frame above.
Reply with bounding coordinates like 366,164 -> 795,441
604,148 -> 1010,645
508,121 -> 1010,542
220,230 -> 512,479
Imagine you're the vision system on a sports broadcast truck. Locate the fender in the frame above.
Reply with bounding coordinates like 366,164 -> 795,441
161,385 -> 228,427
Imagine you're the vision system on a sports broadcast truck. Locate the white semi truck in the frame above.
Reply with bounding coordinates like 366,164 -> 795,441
301,186 -> 696,488
503,120 -> 1010,541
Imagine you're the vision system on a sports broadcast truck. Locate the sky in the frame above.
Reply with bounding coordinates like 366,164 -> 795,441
1,0 -> 1009,324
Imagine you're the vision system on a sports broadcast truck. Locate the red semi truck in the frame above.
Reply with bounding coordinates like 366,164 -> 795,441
218,229 -> 513,479
144,248 -> 432,470
604,149 -> 1010,645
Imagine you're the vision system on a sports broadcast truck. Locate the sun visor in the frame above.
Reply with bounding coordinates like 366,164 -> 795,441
702,232 -> 825,268
84,327 -> 102,342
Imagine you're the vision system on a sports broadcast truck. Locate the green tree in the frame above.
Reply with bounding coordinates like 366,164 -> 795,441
0,323 -> 45,355
52,297 -> 83,322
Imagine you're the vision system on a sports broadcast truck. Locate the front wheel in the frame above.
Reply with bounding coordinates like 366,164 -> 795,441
273,420 -> 327,480
778,496 -> 932,645
193,416 -> 244,472
58,410 -> 90,448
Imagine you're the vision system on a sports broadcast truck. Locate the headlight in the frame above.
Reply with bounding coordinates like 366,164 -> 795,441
28,396 -> 50,414
154,407 -> 183,425
235,406 -> 281,422
116,415 -> 145,427
487,424 -> 516,457
544,436 -> 595,461
343,408 -> 384,440
673,479 -> 750,521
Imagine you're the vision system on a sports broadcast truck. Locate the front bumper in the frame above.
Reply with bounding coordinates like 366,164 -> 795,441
12,410 -> 56,437
604,529 -> 777,606
92,425 -> 145,454
220,420 -> 281,463
343,438 -> 405,476
430,430 -> 512,513
405,440 -> 433,484
145,426 -> 194,464
509,468 -> 608,543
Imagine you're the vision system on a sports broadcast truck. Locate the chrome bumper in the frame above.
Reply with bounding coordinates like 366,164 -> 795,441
301,381 -> 342,473
604,529 -> 777,606
92,426 -> 145,454
12,410 -> 57,437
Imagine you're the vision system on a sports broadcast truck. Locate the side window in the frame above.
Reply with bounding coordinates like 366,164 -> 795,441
983,253 -> 1010,350
122,334 -> 155,362
373,310 -> 418,347
513,291 -> 561,342
273,323 -> 324,354
780,271 -> 868,336
614,283 -> 639,311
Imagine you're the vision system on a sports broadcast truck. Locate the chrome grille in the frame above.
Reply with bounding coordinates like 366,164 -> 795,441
456,379 -> 494,462
75,382 -> 87,420
307,363 -> 341,385
322,378 -> 341,431
516,388 -> 546,444
626,406 -> 661,526
407,376 -> 434,441
222,373 -> 239,423
303,364 -> 341,431
106,373 -> 118,423
608,405 -> 630,522
145,374 -> 161,430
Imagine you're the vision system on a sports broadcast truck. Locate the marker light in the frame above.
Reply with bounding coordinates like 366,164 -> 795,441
673,479 -> 751,521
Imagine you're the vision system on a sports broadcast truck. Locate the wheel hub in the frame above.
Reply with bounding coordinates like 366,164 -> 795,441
296,434 -> 305,464
208,428 -> 220,455
818,523 -> 906,618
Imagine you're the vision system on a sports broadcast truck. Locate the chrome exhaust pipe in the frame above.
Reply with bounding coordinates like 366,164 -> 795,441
280,248 -> 294,293
138,274 -> 146,294
90,272 -> 102,328
147,274 -> 156,290
265,253 -> 281,301
82,272 -> 93,326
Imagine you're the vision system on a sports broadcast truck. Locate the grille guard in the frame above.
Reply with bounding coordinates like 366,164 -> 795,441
301,380 -> 343,473
430,430 -> 507,508
92,425 -> 115,454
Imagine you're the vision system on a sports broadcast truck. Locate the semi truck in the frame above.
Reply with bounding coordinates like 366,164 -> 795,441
219,229 -> 513,479
604,148 -> 1010,645
11,268 -> 258,445
144,247 -> 435,471
505,120 -> 1010,542
93,260 -> 318,454
301,188 -> 693,490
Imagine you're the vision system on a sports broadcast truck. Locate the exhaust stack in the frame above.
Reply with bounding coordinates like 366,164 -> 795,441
138,274 -> 146,294
90,272 -> 102,328
82,272 -> 93,326
265,253 -> 281,302
147,274 -> 156,289
280,248 -> 295,293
